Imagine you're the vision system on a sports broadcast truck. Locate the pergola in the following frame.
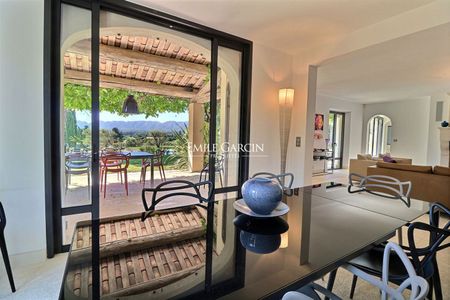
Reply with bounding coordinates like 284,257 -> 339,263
64,34 -> 212,102
62,34 -> 220,171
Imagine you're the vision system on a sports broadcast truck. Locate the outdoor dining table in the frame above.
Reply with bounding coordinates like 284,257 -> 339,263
59,182 -> 430,300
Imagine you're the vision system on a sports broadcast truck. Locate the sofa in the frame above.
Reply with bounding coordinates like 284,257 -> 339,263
349,154 -> 412,177
367,162 -> 450,207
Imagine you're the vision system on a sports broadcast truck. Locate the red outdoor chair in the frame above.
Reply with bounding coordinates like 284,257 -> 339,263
100,153 -> 130,198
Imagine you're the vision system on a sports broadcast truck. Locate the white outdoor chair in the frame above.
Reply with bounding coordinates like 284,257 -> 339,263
282,242 -> 428,300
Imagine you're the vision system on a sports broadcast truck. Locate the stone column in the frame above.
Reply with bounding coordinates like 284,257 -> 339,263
188,102 -> 205,172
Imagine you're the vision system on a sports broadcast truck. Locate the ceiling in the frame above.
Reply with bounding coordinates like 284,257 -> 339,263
130,0 -> 435,55
317,22 -> 450,103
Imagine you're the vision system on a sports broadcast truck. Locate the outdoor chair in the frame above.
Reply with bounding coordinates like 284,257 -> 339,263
282,242 -> 429,300
141,179 -> 213,221
0,201 -> 16,293
100,153 -> 130,198
199,154 -> 224,187
140,150 -> 166,186
65,152 -> 90,196
341,203 -> 449,300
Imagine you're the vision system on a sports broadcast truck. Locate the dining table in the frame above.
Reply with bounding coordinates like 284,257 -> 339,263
59,181 -> 430,300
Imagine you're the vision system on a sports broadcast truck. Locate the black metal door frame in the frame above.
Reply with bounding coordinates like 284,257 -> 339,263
45,0 -> 252,297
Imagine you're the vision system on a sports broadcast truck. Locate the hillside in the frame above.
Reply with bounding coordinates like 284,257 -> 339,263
77,120 -> 188,133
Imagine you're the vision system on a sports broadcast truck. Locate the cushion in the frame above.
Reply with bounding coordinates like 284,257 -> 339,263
357,154 -> 372,160
433,166 -> 450,176
376,162 -> 433,173
378,153 -> 391,158
382,156 -> 397,163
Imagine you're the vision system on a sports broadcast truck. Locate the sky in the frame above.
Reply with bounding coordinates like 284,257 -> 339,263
76,111 -> 189,123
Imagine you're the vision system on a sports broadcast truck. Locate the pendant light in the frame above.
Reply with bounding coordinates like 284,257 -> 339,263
122,94 -> 139,114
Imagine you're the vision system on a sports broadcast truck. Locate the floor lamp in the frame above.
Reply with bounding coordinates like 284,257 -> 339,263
279,88 -> 294,175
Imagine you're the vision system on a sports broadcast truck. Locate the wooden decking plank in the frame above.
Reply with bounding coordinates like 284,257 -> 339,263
106,256 -> 117,294
172,243 -> 187,270
132,251 -> 144,284
152,246 -> 167,277
119,254 -> 130,289
190,239 -> 205,263
141,248 -> 155,280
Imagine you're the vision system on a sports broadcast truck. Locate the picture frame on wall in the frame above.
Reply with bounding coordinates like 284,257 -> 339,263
315,114 -> 324,131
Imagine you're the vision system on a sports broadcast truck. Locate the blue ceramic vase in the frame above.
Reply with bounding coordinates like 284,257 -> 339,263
241,177 -> 282,215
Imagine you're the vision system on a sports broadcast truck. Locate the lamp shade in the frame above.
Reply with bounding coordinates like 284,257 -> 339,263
279,88 -> 294,107
122,95 -> 139,114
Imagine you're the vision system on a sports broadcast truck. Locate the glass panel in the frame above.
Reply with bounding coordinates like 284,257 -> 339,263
331,113 -> 344,169
62,213 -> 92,246
212,191 -> 238,284
61,4 -> 92,208
97,11 -> 211,219
216,46 -> 242,188
59,6 -> 93,299
95,10 -> 211,298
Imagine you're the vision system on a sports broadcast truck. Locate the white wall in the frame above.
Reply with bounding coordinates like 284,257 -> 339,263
249,43 -> 293,176
426,93 -> 450,166
363,98 -> 431,165
0,0 -> 46,258
315,94 -> 364,168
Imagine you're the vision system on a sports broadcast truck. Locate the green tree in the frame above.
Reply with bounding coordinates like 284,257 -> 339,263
65,110 -> 78,147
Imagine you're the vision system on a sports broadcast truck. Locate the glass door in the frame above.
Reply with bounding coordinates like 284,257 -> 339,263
48,1 -> 252,298
328,111 -> 345,170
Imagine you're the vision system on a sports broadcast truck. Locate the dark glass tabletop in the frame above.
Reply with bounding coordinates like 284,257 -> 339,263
59,183 -> 429,300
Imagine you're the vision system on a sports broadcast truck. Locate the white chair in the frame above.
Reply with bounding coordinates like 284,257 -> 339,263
282,242 -> 428,300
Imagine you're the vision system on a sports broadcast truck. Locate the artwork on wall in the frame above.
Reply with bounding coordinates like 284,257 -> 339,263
315,114 -> 324,131
314,113 -> 326,149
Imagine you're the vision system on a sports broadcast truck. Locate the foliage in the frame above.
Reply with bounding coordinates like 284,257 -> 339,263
63,83 -> 189,117
65,110 -> 79,147
148,131 -> 169,150
167,125 -> 190,170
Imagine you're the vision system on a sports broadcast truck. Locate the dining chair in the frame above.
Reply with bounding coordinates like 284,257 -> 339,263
0,202 -> 16,293
140,150 -> 166,186
348,173 -> 412,245
100,153 -> 130,198
65,152 -> 90,196
251,172 -> 294,195
344,203 -> 449,300
141,179 -> 213,221
282,242 -> 429,300
348,173 -> 412,207
199,154 -> 224,187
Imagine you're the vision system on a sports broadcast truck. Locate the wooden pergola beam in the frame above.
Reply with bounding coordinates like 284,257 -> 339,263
64,69 -> 199,98
68,40 -> 208,76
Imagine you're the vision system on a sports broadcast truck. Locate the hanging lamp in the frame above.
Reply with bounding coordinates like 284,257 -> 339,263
122,94 -> 139,114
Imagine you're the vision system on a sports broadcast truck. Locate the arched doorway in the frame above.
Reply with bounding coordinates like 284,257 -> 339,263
366,114 -> 392,157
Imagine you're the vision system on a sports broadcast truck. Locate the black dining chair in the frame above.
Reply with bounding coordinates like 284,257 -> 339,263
141,179 -> 213,221
0,202 -> 16,293
343,202 -> 450,300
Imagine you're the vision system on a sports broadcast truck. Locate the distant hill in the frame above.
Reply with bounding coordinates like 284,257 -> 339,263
77,120 -> 187,133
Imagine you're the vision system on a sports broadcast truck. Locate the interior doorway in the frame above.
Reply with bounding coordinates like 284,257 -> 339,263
328,111 -> 345,170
